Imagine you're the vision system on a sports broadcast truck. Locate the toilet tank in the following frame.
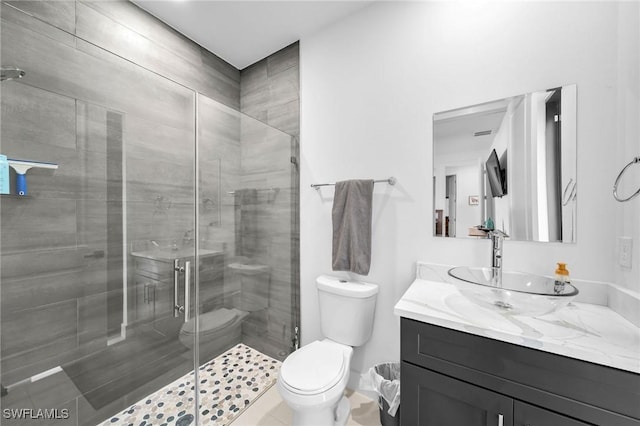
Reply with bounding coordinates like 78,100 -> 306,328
317,275 -> 378,347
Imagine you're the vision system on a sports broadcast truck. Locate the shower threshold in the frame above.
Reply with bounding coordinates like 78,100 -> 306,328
1,366 -> 63,396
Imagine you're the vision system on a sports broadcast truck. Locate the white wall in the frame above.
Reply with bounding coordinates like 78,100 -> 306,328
448,164 -> 482,236
434,134 -> 489,230
492,108 -> 511,234
614,2 -> 640,290
300,1 -> 639,388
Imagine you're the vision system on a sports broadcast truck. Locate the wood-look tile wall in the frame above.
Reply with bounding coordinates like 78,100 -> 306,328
241,42 -> 300,138
239,42 -> 300,358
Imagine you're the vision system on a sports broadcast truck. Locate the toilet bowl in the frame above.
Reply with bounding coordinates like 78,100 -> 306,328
179,308 -> 248,362
277,276 -> 378,426
277,340 -> 353,425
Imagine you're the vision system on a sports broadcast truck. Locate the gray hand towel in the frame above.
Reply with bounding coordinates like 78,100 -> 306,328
332,179 -> 374,275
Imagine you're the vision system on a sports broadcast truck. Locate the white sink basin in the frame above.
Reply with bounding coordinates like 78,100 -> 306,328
448,266 -> 579,316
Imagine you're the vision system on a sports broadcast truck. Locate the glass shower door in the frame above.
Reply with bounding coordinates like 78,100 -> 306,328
0,3 -> 199,424
197,94 -> 300,364
1,3 -> 300,425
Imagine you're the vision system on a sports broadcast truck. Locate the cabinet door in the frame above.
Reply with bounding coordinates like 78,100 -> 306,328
154,277 -> 175,320
402,361 -> 513,426
134,275 -> 155,325
514,401 -> 592,426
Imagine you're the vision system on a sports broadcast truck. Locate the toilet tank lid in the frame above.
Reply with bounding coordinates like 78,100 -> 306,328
316,275 -> 378,298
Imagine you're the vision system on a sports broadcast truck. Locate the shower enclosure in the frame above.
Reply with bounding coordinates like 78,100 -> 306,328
0,2 -> 299,425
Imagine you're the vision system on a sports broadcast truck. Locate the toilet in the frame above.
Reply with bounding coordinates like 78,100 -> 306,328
179,262 -> 269,361
277,275 -> 378,426
179,308 -> 248,362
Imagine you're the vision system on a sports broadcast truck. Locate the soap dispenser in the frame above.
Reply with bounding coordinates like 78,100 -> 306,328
484,217 -> 495,230
554,262 -> 570,294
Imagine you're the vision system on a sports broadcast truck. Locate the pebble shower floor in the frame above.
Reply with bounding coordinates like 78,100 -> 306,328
100,344 -> 281,426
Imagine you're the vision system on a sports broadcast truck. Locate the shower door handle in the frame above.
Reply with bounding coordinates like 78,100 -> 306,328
183,261 -> 191,323
173,259 -> 185,318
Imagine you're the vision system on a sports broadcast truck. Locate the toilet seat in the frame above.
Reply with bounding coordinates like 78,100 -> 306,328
279,340 -> 347,395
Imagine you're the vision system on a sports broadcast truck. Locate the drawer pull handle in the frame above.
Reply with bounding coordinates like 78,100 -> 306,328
498,414 -> 504,426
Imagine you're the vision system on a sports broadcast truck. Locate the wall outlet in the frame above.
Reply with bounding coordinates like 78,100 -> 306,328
618,237 -> 633,269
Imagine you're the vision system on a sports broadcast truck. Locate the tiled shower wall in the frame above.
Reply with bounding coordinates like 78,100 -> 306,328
239,43 -> 300,357
241,42 -> 300,138
1,0 -> 299,397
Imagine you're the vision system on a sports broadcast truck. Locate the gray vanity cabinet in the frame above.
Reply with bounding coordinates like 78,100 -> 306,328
400,318 -> 640,426
403,361 -> 513,425
132,252 -> 224,333
403,362 -> 590,426
133,256 -> 174,327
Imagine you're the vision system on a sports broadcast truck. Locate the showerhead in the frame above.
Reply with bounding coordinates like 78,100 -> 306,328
1,67 -> 25,82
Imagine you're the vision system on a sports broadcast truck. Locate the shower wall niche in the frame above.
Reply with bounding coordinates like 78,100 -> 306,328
0,2 -> 299,425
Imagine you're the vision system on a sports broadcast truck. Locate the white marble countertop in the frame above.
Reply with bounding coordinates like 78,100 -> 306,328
130,248 -> 222,261
394,277 -> 640,374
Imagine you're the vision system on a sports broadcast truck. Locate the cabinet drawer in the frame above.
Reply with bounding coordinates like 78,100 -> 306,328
514,401 -> 591,426
134,257 -> 173,278
134,254 -> 222,281
401,318 -> 640,424
401,363 -> 596,426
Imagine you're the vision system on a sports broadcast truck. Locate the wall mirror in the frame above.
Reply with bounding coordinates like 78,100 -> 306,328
433,85 -> 577,243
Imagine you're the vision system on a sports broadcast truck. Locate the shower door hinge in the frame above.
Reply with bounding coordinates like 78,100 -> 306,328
290,156 -> 297,165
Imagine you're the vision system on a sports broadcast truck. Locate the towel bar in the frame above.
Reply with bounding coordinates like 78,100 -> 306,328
311,176 -> 396,189
613,156 -> 640,202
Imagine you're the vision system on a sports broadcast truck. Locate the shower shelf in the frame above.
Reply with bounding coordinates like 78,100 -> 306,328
6,158 -> 58,196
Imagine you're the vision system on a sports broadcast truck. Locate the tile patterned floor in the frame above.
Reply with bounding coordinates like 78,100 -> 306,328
99,344 -> 280,426
230,386 -> 381,426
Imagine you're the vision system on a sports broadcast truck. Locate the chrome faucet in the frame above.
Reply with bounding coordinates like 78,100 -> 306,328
488,229 -> 509,286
